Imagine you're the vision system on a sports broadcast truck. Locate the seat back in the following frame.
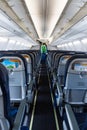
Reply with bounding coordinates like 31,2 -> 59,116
0,63 -> 10,130
54,53 -> 62,69
0,55 -> 27,103
17,51 -> 35,80
57,54 -> 72,86
64,55 -> 87,105
22,54 -> 32,84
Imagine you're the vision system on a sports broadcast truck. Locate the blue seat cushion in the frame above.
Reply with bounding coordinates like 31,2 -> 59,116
21,126 -> 29,130
75,112 -> 87,130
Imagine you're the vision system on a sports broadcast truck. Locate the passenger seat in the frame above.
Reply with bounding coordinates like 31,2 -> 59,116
57,54 -> 72,87
64,54 -> 87,104
0,63 -> 11,130
0,53 -> 27,103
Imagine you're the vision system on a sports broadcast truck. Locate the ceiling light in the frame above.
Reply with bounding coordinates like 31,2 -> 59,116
24,0 -> 68,38
81,38 -> 87,43
9,39 -> 15,44
16,41 -> 20,45
68,42 -> 72,46
57,45 -> 62,48
26,44 -> 32,48
73,40 -> 80,44
0,37 -> 8,42
22,43 -> 25,46
64,44 -> 67,47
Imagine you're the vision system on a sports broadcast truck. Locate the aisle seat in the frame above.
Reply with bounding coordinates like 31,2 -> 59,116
0,54 -> 27,103
22,54 -> 32,84
0,63 -> 11,130
64,55 -> 87,105
57,54 -> 72,87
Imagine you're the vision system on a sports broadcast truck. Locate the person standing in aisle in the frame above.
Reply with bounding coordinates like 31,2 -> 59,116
40,43 -> 47,63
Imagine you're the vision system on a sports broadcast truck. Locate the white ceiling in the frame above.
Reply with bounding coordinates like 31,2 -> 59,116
24,0 -> 68,39
0,0 -> 87,50
52,15 -> 87,46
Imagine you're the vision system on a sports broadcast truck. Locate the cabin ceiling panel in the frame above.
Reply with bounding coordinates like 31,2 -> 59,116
52,15 -> 87,45
1,0 -> 87,50
0,0 -> 39,46
51,0 -> 87,43
24,0 -> 68,39
5,0 -> 39,40
0,0 -> 30,36
0,3 -> 38,48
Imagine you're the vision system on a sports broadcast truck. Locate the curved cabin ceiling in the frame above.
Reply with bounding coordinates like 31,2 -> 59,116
24,0 -> 68,39
0,0 -> 87,50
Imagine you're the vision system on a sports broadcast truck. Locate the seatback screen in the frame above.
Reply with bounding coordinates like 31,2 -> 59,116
73,61 -> 87,71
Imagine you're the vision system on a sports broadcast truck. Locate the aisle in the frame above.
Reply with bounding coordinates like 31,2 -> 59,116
32,63 -> 57,130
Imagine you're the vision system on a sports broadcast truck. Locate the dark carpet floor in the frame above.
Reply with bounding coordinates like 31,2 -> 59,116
32,63 -> 57,130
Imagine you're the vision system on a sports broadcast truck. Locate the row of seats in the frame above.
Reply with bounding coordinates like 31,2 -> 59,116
0,50 -> 40,130
0,64 -> 11,130
48,51 -> 87,130
64,54 -> 87,130
64,55 -> 87,105
52,53 -> 87,105
0,53 -> 31,103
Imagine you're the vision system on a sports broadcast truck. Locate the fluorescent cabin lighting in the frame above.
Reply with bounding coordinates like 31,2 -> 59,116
57,45 -> 62,48
47,0 -> 68,37
0,37 -> 8,42
68,42 -> 72,46
64,44 -> 67,47
26,44 -> 32,48
24,0 -> 68,38
81,38 -> 87,43
21,43 -> 25,46
9,39 -> 15,44
57,44 -> 65,48
16,41 -> 20,45
57,42 -> 72,48
73,40 -> 80,44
